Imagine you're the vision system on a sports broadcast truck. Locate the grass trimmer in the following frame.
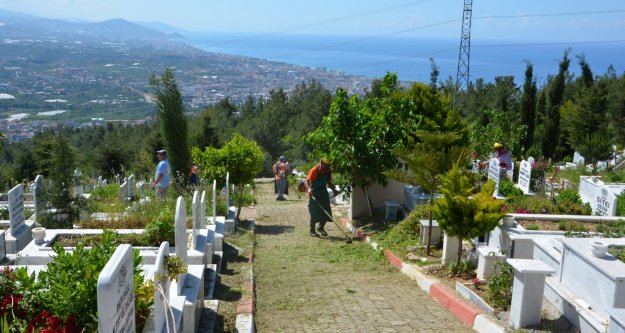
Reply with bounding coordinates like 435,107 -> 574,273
310,194 -> 353,244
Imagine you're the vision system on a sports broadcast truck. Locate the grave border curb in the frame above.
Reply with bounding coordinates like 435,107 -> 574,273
340,217 -> 506,333
234,219 -> 256,333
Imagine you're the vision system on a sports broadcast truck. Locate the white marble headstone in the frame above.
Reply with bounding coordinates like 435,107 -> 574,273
191,191 -> 199,249
97,244 -> 135,333
153,242 -> 172,333
119,181 -> 128,201
595,186 -> 618,216
127,175 -> 135,199
175,196 -> 188,295
200,191 -> 207,229
32,175 -> 44,216
8,184 -> 25,233
487,158 -> 501,196
517,160 -> 532,194
212,180 -> 217,223
573,151 -> 585,165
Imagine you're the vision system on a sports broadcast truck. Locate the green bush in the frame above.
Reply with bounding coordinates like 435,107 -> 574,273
90,184 -> 120,200
558,220 -> 588,233
144,207 -> 175,246
525,223 -> 540,230
498,180 -> 523,198
596,219 -> 625,238
447,259 -> 476,277
555,189 -> 583,205
616,192 -> 625,216
485,261 -> 513,311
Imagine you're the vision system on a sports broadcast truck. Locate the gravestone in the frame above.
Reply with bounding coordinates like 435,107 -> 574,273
212,180 -> 217,223
191,191 -> 199,249
573,151 -> 585,165
98,175 -> 103,186
8,184 -> 25,233
153,242 -> 173,333
200,191 -> 207,229
32,175 -> 45,217
596,186 -> 618,216
0,231 -> 6,261
487,158 -> 501,197
97,244 -> 135,333
73,169 -> 83,197
517,160 -> 532,194
102,179 -> 108,186
127,175 -> 135,200
175,197 -> 188,295
137,181 -> 146,198
119,181 -> 128,201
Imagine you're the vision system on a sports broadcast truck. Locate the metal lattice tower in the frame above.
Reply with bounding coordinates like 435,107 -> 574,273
455,0 -> 473,104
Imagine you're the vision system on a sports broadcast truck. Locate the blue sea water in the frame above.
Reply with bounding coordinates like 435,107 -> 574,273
184,31 -> 625,85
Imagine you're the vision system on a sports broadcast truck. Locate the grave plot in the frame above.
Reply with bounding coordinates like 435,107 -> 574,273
13,194 -> 214,266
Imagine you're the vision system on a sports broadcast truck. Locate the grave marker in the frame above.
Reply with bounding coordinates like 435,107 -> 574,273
573,151 -> 585,165
97,244 -> 135,333
8,184 -> 25,232
153,242 -> 173,333
596,186 -> 618,216
487,158 -> 501,197
127,175 -> 135,199
119,181 -> 128,201
191,191 -> 199,249
517,160 -> 532,194
212,180 -> 217,223
175,196 -> 188,295
200,191 -> 207,229
32,175 -> 44,217
73,169 -> 83,197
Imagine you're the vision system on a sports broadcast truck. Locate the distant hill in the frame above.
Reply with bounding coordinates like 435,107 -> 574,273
135,21 -> 186,36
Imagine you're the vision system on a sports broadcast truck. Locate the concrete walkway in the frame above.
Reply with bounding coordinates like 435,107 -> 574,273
251,181 -> 468,332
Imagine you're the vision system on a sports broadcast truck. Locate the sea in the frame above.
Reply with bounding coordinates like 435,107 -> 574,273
184,31 -> 625,86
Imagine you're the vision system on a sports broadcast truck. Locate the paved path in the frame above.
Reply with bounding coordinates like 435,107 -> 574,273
252,181 -> 468,333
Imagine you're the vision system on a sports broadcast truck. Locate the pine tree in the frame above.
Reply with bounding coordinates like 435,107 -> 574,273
433,168 -> 504,271
541,51 -> 570,159
519,63 -> 537,154
150,68 -> 191,189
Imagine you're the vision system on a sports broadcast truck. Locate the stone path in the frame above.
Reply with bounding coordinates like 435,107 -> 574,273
251,180 -> 469,333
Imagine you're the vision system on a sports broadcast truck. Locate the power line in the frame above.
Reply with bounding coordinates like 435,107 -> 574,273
210,0 -> 437,46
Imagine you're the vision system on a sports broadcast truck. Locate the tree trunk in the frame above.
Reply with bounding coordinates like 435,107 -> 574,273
456,236 -> 463,273
426,192 -> 434,256
363,186 -> 373,216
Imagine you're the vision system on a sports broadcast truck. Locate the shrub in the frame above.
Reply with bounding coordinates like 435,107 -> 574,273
595,219 -> 625,238
616,192 -> 625,217
447,259 -> 476,278
377,210 -> 422,255
485,261 -> 513,311
144,207 -> 175,246
498,180 -> 523,198
525,223 -> 540,230
555,189 -> 583,205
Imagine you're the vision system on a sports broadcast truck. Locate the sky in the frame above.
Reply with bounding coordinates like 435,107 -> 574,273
1,0 -> 625,42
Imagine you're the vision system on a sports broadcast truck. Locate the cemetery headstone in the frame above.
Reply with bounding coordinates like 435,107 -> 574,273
119,182 -> 128,201
573,151 -> 585,165
32,175 -> 44,217
73,169 -> 83,197
8,184 -> 25,233
212,180 -> 217,223
596,186 -> 618,216
487,158 -> 501,197
517,160 -> 532,194
127,175 -> 135,200
137,181 -> 146,198
175,197 -> 188,295
98,175 -> 103,186
191,191 -> 199,249
97,244 -> 135,333
200,191 -> 207,229
153,242 -> 172,333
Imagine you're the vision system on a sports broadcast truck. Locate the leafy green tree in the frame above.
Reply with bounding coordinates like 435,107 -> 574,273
519,62 -> 537,154
433,168 -> 505,271
150,68 -> 191,189
191,133 -> 264,219
38,129 -> 79,227
606,68 -> 625,144
577,132 -> 613,170
387,129 -> 470,255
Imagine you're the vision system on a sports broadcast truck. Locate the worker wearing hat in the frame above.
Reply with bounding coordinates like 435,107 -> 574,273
493,142 -> 512,174
273,156 -> 288,201
305,157 -> 339,237
152,149 -> 171,200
